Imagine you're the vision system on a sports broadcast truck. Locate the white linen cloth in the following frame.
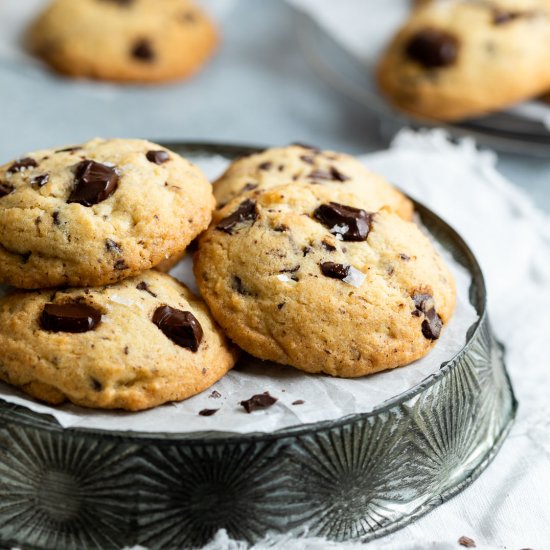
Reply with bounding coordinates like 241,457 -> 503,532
186,130 -> 550,549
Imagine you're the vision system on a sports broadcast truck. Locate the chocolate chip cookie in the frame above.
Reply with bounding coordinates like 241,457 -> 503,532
212,144 -> 414,220
377,0 -> 550,121
194,183 -> 456,378
27,0 -> 218,83
0,138 -> 215,289
0,271 -> 237,410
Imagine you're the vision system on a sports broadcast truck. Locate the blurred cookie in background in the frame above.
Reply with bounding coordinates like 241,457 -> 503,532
378,0 -> 550,121
27,0 -> 219,84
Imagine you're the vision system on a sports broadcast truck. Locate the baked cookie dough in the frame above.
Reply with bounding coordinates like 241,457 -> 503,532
0,138 -> 214,289
377,0 -> 550,121
212,144 -> 414,220
0,271 -> 237,411
195,183 -> 456,378
27,0 -> 218,83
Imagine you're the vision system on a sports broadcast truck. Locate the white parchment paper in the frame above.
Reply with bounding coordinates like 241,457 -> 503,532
0,155 -> 477,434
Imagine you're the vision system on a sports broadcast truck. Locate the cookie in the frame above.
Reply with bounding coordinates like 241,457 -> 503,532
377,0 -> 550,121
194,184 -> 456,378
212,144 -> 414,221
27,0 -> 218,83
0,138 -> 214,289
0,271 -> 237,411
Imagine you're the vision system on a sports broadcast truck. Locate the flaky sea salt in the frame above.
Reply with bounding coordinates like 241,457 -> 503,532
343,266 -> 366,288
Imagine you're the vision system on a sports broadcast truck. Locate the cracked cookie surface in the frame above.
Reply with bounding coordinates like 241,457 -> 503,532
195,183 -> 456,378
27,0 -> 218,83
377,0 -> 550,121
0,138 -> 214,289
0,271 -> 237,410
212,144 -> 414,220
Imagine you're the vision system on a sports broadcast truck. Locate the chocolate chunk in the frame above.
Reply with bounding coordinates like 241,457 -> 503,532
314,202 -> 372,241
152,305 -> 203,351
320,262 -> 350,280
32,174 -> 49,188
217,199 -> 257,234
258,161 -> 272,170
52,211 -> 61,226
240,392 -> 277,413
458,536 -> 476,548
40,302 -> 102,333
292,400 -> 305,406
405,28 -> 459,68
242,182 -> 258,193
105,239 -> 122,253
321,239 -> 336,251
302,246 -> 312,256
309,167 -> 350,182
292,142 -> 321,153
56,146 -> 82,153
68,160 -> 119,206
199,408 -> 219,416
136,281 -> 157,297
114,259 -> 128,270
132,39 -> 155,61
209,390 -> 221,399
422,308 -> 442,340
146,150 -> 170,164
8,158 -> 37,174
412,292 -> 435,316
493,9 -> 522,25
273,224 -> 288,232
0,183 -> 13,198
277,302 -> 285,310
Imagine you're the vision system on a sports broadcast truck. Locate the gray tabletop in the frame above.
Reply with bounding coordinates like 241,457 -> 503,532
0,0 -> 548,212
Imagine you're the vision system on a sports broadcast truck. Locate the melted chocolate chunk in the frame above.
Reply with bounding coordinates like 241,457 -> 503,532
217,199 -> 258,234
258,161 -> 272,170
136,281 -> 157,297
40,302 -> 102,333
309,166 -> 350,182
56,146 -> 82,153
146,150 -> 170,164
199,408 -> 219,416
422,308 -> 442,340
242,182 -> 258,193
132,39 -> 155,61
492,9 -> 522,25
8,158 -> 37,174
152,305 -> 203,351
32,174 -> 49,188
412,292 -> 435,316
292,142 -> 321,153
0,183 -> 13,198
314,202 -> 372,241
68,160 -> 119,206
405,28 -> 459,68
320,262 -> 350,280
105,239 -> 122,253
240,392 -> 277,413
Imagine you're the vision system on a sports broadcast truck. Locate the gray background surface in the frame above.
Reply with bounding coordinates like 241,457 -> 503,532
0,0 -> 548,211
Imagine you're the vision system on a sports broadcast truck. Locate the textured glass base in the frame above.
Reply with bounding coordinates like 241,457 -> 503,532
0,144 -> 516,550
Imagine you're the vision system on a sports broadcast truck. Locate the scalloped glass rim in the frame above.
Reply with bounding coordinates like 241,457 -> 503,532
0,141 -> 511,443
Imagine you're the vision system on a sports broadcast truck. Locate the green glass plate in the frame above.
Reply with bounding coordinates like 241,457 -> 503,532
0,143 -> 516,550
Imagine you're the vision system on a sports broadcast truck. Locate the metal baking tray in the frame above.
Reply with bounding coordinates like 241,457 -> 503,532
0,143 -> 517,549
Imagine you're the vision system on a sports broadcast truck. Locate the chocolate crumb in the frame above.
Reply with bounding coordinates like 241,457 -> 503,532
136,281 -> 157,297
292,400 -> 305,405
199,408 -> 219,417
105,239 -> 122,253
114,259 -> 128,270
277,302 -> 285,310
124,346 -> 129,355
300,155 -> 315,164
302,246 -> 312,256
399,253 -> 411,261
458,536 -> 476,548
90,378 -> 103,392
240,392 -> 277,413
210,390 -> 222,399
